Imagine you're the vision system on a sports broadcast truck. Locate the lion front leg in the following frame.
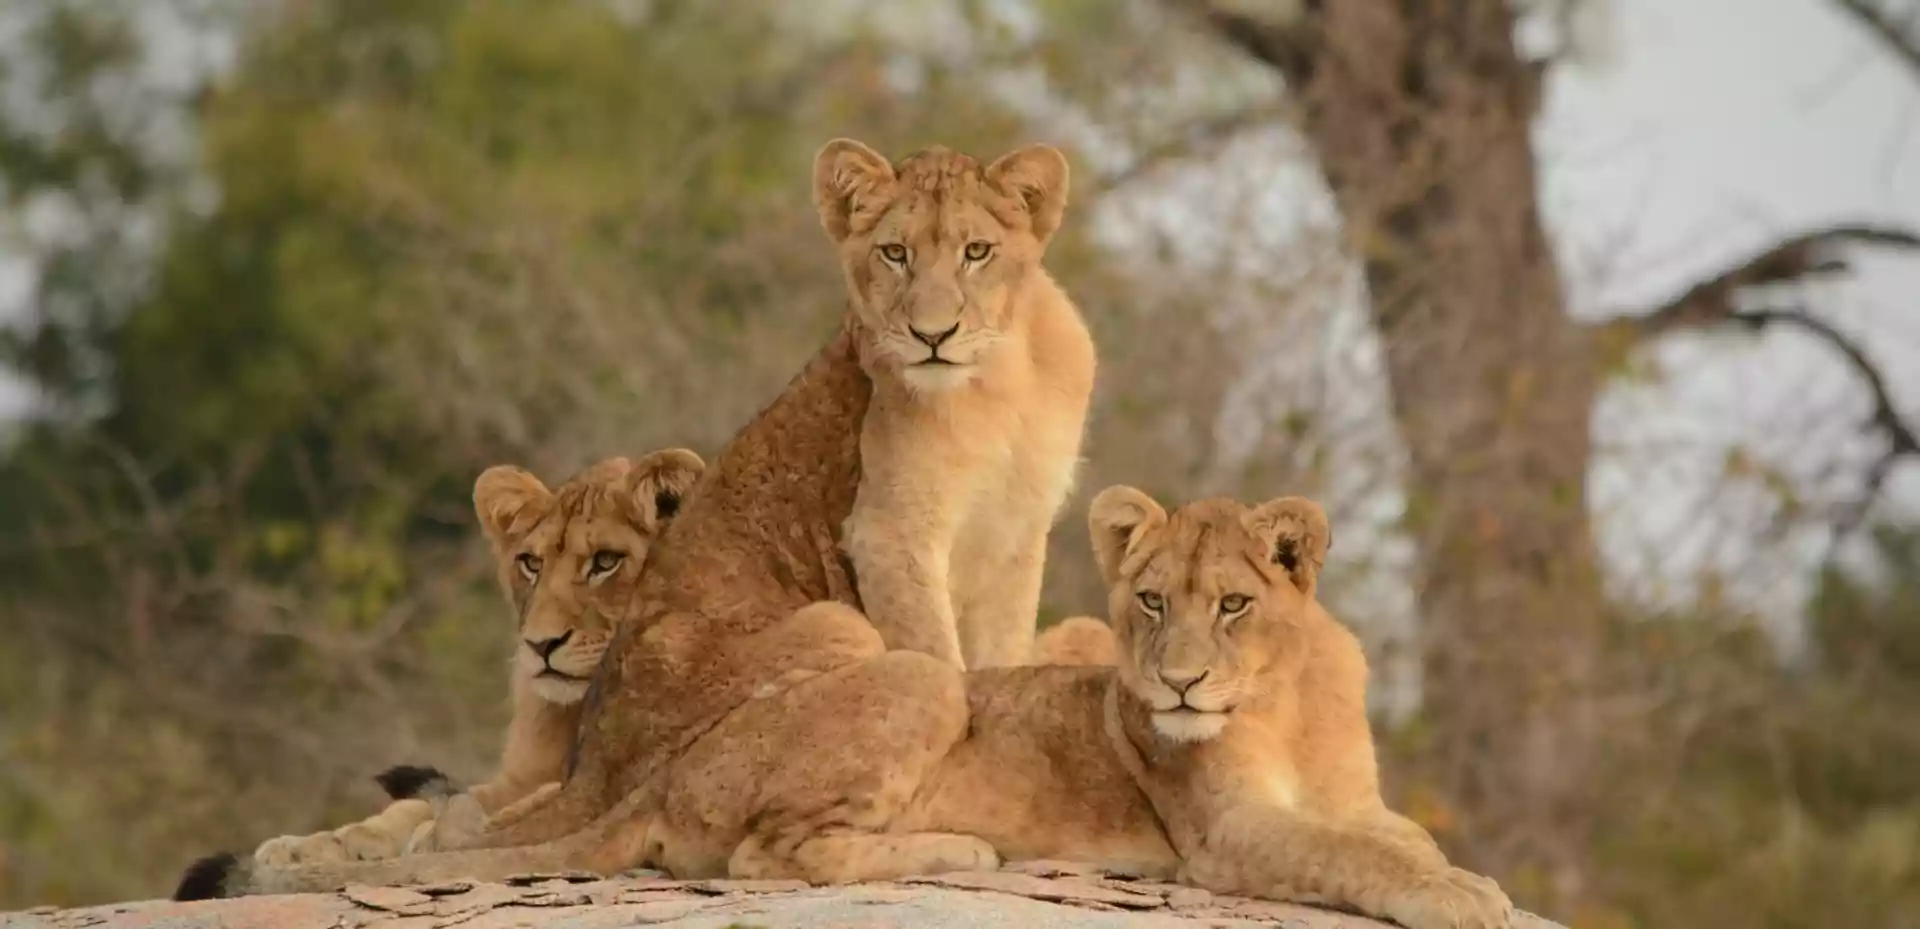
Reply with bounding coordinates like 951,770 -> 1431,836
841,467 -> 967,669
952,536 -> 1046,669
731,830 -> 997,884
1179,806 -> 1512,929
843,534 -> 964,668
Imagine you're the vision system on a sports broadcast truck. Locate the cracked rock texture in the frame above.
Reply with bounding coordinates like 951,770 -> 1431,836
0,862 -> 1568,929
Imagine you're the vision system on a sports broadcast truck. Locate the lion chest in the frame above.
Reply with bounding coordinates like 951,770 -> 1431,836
952,427 -> 1077,558
850,383 -> 1080,547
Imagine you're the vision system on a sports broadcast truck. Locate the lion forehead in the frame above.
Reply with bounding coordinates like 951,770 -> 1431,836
871,185 -> 1015,247
862,152 -> 1025,238
1134,511 -> 1274,593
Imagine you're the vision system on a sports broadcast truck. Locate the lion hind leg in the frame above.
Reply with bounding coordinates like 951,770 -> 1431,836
181,788 -> 659,899
1034,615 -> 1117,666
729,830 -> 997,884
252,798 -> 435,868
711,644 -> 976,885
406,782 -> 563,855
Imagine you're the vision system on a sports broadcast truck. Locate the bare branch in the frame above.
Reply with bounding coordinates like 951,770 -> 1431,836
1735,306 -> 1919,533
1604,223 -> 1920,534
1833,0 -> 1920,84
1612,224 -> 1920,340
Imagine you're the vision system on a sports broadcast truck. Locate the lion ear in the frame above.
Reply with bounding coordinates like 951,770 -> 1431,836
984,144 -> 1069,245
1245,497 -> 1330,596
627,448 -> 706,531
812,138 -> 895,244
1087,485 -> 1167,585
473,466 -> 553,542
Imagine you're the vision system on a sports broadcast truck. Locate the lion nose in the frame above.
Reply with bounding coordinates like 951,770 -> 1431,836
1159,667 -> 1209,695
525,629 -> 573,660
910,324 -> 959,348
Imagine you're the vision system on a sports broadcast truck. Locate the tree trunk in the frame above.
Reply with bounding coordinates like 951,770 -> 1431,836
1188,1 -> 1604,899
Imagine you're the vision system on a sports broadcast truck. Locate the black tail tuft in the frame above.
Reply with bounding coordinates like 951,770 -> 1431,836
374,764 -> 455,800
173,852 -> 239,901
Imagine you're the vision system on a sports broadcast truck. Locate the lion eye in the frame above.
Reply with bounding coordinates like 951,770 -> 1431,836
516,553 -> 543,579
879,243 -> 909,264
1219,594 -> 1251,616
963,241 -> 993,262
590,550 -> 625,576
1136,591 -> 1165,615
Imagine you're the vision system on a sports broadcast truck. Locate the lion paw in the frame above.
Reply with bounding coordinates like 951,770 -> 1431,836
335,821 -> 408,862
920,835 -> 1000,875
253,831 -> 347,868
1383,867 -> 1513,929
403,818 -> 440,855
483,783 -> 557,830
417,794 -> 488,851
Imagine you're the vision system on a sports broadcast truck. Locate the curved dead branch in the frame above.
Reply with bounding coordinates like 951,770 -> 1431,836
1833,0 -> 1920,83
1610,223 -> 1920,531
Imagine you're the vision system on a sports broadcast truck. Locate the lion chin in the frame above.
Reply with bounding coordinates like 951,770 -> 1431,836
1151,710 -> 1230,743
529,673 -> 590,705
900,361 -> 980,392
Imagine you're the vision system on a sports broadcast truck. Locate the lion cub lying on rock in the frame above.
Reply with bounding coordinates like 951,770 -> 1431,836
250,451 -> 707,869
884,487 -> 1513,929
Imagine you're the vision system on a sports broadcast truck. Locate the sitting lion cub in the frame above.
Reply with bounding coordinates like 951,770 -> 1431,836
816,139 -> 1095,670
1083,487 -> 1512,929
251,450 -> 704,869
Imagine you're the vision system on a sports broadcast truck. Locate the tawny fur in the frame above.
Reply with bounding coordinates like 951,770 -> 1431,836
888,491 -> 1514,929
224,138 -> 1091,881
248,451 -> 704,870
184,142 -> 1499,929
203,461 -> 1510,929
819,139 -> 1095,670
207,299 -> 991,893
1033,615 -> 1119,666
1078,488 -> 1514,929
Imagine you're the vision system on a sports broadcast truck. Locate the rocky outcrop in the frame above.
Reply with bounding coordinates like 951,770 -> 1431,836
1,862 -> 1565,929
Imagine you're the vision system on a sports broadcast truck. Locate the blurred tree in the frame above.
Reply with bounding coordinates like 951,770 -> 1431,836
0,0 -> 1044,906
1056,1 -> 1920,908
1588,524 -> 1920,927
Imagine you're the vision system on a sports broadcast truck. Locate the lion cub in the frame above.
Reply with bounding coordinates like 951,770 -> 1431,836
1084,487 -> 1514,929
814,139 -> 1095,670
248,451 -> 704,869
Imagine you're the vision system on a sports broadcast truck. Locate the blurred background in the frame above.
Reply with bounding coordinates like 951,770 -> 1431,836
1,0 -> 1917,924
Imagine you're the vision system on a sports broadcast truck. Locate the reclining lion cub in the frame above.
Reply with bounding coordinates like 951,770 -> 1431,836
249,451 -> 705,869
1086,488 -> 1511,929
875,489 -> 1512,929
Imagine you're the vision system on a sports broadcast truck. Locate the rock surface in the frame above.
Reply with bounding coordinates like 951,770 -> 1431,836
0,862 -> 1568,929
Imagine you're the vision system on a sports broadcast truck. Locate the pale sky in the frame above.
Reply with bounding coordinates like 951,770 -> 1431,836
1545,0 -> 1920,644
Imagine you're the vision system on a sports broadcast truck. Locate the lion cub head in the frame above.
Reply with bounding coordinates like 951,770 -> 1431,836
1088,486 -> 1331,743
473,450 -> 706,704
811,137 -> 1069,392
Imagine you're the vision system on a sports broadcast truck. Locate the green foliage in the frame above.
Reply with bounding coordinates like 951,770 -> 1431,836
0,0 -> 1044,907
1580,525 -> 1920,928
